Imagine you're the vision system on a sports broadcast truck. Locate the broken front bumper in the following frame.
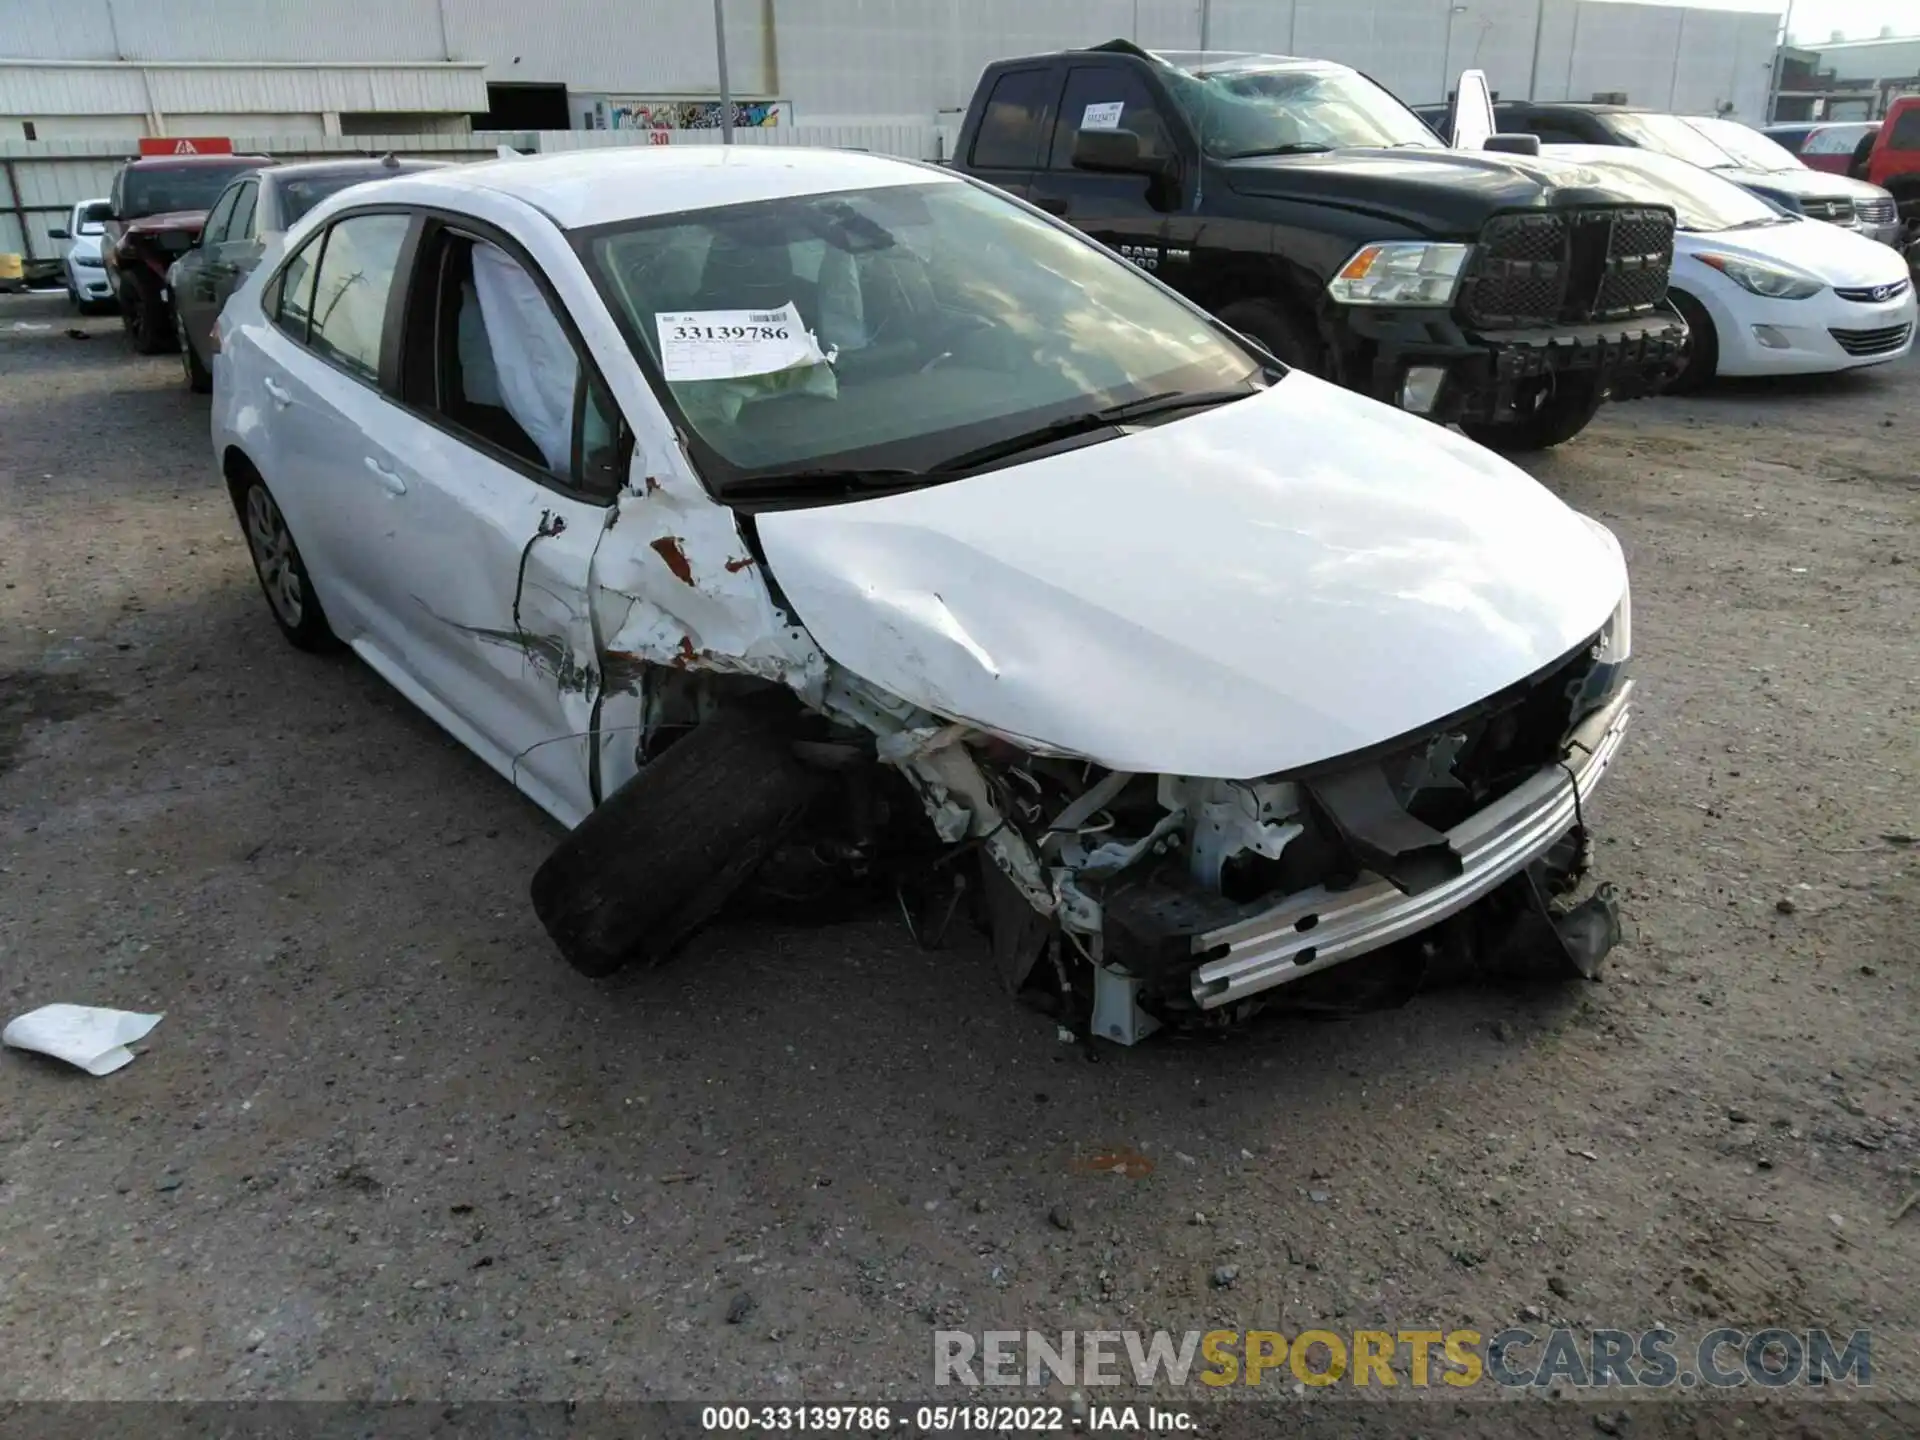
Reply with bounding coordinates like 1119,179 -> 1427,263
1342,310 -> 1687,418
1188,682 -> 1633,1009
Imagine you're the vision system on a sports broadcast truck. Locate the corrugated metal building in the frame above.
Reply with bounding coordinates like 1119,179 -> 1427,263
1,0 -> 1785,141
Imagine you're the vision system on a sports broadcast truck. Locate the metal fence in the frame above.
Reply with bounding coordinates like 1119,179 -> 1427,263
1,123 -> 947,271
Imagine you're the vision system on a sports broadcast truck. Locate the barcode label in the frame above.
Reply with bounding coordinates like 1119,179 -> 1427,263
747,311 -> 787,323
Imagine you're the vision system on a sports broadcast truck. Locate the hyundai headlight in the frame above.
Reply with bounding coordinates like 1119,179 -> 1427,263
1696,253 -> 1824,300
1328,242 -> 1472,306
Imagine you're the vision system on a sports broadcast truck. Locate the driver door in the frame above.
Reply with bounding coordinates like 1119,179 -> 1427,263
1028,63 -> 1185,284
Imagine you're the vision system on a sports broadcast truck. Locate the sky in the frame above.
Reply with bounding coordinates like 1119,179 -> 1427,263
1590,0 -> 1917,46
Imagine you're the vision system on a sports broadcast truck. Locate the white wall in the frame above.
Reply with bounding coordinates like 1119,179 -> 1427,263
0,0 -> 1789,126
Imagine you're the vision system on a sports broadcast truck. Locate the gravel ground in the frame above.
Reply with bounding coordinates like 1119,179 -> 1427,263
0,290 -> 1915,1435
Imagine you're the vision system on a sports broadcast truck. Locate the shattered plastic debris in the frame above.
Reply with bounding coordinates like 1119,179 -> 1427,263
3,1004 -> 162,1076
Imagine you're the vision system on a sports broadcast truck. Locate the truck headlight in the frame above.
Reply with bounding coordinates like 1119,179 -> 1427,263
1328,242 -> 1472,306
1696,253 -> 1824,300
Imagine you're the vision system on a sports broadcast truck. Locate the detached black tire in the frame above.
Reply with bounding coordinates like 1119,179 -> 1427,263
121,271 -> 173,355
1460,376 -> 1604,453
1662,290 -> 1718,395
1215,297 -> 1322,374
531,705 -> 830,978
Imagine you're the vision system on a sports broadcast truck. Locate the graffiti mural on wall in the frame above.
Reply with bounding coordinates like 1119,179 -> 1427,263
588,99 -> 792,132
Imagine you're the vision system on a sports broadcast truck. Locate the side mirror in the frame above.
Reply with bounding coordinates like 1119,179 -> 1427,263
1073,126 -> 1173,178
1484,133 -> 1542,157
48,226 -> 70,240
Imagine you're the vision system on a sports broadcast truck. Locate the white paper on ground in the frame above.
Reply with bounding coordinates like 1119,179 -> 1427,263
654,302 -> 827,382
1081,102 -> 1125,131
3,1004 -> 163,1076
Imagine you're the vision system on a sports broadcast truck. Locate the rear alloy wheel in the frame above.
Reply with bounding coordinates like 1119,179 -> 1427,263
1662,291 -> 1718,395
1459,375 -> 1605,453
176,312 -> 213,393
240,477 -> 337,652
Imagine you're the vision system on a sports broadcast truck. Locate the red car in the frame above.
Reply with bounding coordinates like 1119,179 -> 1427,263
1859,98 -> 1920,267
104,152 -> 273,353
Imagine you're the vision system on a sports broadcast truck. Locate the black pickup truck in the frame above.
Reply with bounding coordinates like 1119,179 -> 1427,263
950,41 -> 1687,450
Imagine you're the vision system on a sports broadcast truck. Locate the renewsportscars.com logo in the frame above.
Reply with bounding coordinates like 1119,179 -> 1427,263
933,1328 -> 1873,1391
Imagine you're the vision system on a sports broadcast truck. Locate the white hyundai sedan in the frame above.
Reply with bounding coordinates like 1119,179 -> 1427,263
1547,145 -> 1914,389
210,147 -> 1634,1043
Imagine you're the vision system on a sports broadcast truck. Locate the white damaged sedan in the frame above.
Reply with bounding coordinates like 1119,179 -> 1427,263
210,146 -> 1634,1043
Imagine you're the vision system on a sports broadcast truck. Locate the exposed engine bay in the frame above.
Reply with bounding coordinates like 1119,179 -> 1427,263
608,610 -> 1633,1045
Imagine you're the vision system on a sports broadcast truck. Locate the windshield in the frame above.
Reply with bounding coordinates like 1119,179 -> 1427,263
120,162 -> 260,219
1160,62 -> 1442,158
1603,112 -> 1741,171
580,179 -> 1264,492
1684,117 -> 1802,173
1554,147 -> 1787,231
75,200 -> 112,235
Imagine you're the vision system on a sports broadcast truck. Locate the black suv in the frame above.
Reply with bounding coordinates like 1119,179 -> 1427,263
952,42 -> 1686,450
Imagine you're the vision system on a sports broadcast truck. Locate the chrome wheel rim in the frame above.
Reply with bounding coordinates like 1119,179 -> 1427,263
245,484 -> 304,627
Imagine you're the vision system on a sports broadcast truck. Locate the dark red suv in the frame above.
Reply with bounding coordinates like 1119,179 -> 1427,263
105,153 -> 273,352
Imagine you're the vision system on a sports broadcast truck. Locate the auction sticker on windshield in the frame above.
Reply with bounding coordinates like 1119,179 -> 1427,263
1081,102 -> 1125,131
655,302 -> 828,382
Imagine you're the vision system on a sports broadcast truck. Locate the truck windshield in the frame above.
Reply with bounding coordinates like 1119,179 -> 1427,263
1682,117 -> 1803,174
1160,62 -> 1442,158
120,163 -> 259,219
1602,113 -> 1740,171
580,179 -> 1265,495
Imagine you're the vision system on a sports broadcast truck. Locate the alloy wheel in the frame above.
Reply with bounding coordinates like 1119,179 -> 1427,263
244,484 -> 304,628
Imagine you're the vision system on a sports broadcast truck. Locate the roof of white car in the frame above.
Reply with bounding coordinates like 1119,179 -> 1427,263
393,146 -> 952,231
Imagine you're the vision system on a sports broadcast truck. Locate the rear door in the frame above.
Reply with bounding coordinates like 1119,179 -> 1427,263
1028,62 -> 1186,275
961,65 -> 1058,202
1449,70 -> 1494,151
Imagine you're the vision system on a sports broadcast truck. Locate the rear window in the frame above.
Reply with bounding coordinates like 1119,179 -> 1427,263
120,162 -> 261,219
971,69 -> 1053,170
281,173 -> 384,225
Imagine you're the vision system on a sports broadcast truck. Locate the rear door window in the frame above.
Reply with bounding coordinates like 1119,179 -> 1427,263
273,234 -> 321,340
305,213 -> 412,382
970,68 -> 1054,170
201,186 -> 241,247
1890,107 -> 1920,150
227,181 -> 259,243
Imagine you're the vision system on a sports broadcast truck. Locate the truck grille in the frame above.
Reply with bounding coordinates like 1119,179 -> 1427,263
1462,207 -> 1674,329
1802,197 -> 1856,224
1829,322 -> 1911,356
1854,196 -> 1896,225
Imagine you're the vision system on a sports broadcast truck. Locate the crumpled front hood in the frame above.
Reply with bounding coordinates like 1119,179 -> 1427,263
1221,149 -> 1650,236
756,376 -> 1627,780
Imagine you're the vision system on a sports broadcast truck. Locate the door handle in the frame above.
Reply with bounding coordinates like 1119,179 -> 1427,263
262,377 -> 291,407
1032,196 -> 1069,215
363,457 -> 407,496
